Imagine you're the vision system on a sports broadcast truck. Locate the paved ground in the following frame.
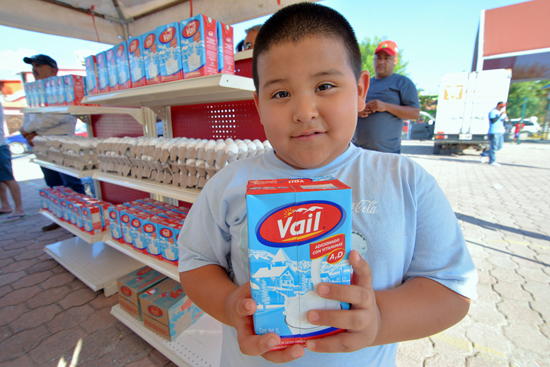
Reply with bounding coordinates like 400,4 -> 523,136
0,140 -> 549,367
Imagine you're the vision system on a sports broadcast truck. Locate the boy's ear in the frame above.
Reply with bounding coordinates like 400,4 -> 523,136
253,91 -> 264,125
357,70 -> 370,111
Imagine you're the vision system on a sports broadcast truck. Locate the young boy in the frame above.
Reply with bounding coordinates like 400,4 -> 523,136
178,3 -> 477,366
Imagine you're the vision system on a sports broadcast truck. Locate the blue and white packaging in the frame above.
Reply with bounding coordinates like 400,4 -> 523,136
143,30 -> 161,85
106,47 -> 119,91
128,35 -> 146,87
156,22 -> 183,82
180,14 -> 218,79
115,41 -> 131,89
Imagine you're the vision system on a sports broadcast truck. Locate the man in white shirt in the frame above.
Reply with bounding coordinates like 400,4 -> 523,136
21,55 -> 85,231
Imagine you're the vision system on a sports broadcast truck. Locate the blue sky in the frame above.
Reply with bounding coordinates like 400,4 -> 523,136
0,0 -> 521,94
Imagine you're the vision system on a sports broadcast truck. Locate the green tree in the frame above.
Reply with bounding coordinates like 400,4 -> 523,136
507,80 -> 550,123
358,36 -> 409,77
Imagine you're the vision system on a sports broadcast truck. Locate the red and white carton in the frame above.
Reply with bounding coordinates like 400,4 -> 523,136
84,55 -> 99,95
96,51 -> 110,93
128,210 -> 152,253
128,35 -> 147,88
246,177 -> 352,350
156,22 -> 183,83
64,75 -> 86,106
143,30 -> 161,85
217,21 -> 234,74
180,14 -> 218,79
157,218 -> 181,264
81,203 -> 102,235
108,205 -> 125,242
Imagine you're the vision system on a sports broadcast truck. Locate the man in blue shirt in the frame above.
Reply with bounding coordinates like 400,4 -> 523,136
480,101 -> 509,166
353,40 -> 420,154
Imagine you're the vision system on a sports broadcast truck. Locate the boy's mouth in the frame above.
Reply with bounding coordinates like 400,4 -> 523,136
292,131 -> 325,140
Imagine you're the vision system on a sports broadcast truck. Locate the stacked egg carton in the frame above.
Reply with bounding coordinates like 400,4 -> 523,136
97,137 -> 135,176
32,136 -> 100,170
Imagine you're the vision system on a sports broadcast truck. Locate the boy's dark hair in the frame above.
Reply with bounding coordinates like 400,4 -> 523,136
252,2 -> 362,92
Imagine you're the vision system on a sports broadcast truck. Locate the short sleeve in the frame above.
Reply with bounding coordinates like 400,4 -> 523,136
399,77 -> 420,109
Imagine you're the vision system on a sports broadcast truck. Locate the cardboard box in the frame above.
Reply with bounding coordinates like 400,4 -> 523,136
180,14 -> 218,79
246,177 -> 352,350
84,55 -> 99,95
217,21 -> 234,74
157,22 -> 183,82
96,51 -> 110,93
115,41 -> 131,90
128,35 -> 147,88
143,30 -> 161,85
117,266 -> 167,320
140,278 -> 203,341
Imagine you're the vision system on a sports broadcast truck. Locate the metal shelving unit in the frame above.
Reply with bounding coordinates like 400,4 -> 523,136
21,106 -> 144,124
32,159 -> 97,178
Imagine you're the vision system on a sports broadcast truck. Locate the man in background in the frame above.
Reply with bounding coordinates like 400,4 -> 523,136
354,40 -> 420,154
236,24 -> 262,52
21,54 -> 85,231
0,102 -> 26,221
480,101 -> 509,166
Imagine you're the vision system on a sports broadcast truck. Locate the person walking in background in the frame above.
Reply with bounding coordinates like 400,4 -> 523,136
512,120 -> 525,143
480,101 -> 509,166
353,40 -> 420,154
20,54 -> 85,231
0,102 -> 26,221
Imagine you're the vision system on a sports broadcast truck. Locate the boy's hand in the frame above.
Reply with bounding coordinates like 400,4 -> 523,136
225,282 -> 305,363
305,250 -> 381,353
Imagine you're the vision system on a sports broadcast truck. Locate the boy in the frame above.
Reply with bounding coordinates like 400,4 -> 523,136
178,3 -> 477,366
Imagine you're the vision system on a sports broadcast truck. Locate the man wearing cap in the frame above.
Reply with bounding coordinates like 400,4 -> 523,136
480,101 -> 509,166
354,40 -> 420,154
20,54 -> 86,231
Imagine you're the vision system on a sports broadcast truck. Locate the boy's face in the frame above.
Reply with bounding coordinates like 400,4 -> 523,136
254,36 -> 369,170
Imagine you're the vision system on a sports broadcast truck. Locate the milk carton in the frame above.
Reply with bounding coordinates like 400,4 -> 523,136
117,266 -> 167,320
56,76 -> 66,105
81,203 -> 102,234
180,14 -> 218,79
43,77 -> 55,105
156,22 -> 183,82
143,30 -> 161,85
106,47 -> 119,91
36,79 -> 47,106
128,210 -> 152,254
27,82 -> 37,107
128,35 -> 147,88
246,177 -> 352,350
216,21 -> 234,74
64,75 -> 86,106
108,205 -> 125,242
96,51 -> 110,93
115,41 -> 131,90
84,55 -> 99,95
156,218 -> 181,263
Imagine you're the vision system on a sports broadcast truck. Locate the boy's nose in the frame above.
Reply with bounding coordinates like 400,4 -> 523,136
292,94 -> 319,123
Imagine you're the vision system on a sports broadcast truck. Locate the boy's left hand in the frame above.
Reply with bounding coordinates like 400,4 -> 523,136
305,250 -> 381,353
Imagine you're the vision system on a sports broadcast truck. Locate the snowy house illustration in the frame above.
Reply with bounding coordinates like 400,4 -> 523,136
251,249 -> 300,305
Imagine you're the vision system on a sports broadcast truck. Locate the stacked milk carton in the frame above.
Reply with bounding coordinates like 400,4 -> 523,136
97,136 -> 272,189
85,14 -> 234,95
39,186 -> 112,235
32,136 -> 100,171
108,198 -> 189,265
23,75 -> 87,107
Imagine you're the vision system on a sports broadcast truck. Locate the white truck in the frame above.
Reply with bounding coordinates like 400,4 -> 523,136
432,69 -> 512,154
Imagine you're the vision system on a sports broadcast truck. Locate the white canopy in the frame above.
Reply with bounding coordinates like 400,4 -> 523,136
0,0 -> 316,45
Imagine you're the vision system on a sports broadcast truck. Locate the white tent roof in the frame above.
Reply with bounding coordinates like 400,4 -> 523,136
0,0 -> 317,45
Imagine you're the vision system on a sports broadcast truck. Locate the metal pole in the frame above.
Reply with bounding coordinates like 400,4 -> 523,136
517,97 -> 527,145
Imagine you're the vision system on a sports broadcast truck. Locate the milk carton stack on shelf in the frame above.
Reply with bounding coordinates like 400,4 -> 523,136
23,74 -> 88,107
39,186 -> 113,235
117,266 -> 167,320
84,13 -> 234,93
107,198 -> 189,265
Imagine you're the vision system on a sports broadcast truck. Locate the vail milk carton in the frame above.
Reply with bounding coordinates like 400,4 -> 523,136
143,30 -> 161,85
180,14 -> 218,79
115,41 -> 131,89
36,79 -> 46,106
84,55 -> 99,95
156,22 -> 183,82
128,35 -> 147,88
96,51 -> 110,93
246,177 -> 352,350
216,21 -> 234,74
56,76 -> 66,105
64,75 -> 86,106
106,47 -> 119,91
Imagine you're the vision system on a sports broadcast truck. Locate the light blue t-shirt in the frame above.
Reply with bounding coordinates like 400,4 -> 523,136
178,144 -> 478,367
488,108 -> 506,134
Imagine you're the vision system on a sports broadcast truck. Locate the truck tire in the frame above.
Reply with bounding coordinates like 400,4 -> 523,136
433,143 -> 441,154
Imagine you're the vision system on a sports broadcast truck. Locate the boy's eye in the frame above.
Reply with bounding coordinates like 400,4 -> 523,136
272,91 -> 290,99
317,83 -> 334,92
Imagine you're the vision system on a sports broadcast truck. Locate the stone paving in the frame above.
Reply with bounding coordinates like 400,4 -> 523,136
0,141 -> 549,367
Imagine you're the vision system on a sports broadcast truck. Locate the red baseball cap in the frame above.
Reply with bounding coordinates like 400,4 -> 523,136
497,101 -> 507,107
375,40 -> 398,58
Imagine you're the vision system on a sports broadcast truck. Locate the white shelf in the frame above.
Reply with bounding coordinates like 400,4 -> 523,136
80,74 -> 254,108
111,304 -> 222,367
32,159 -> 97,178
103,234 -> 179,281
40,210 -> 105,243
93,172 -> 201,203
21,106 -> 144,124
44,237 -> 143,297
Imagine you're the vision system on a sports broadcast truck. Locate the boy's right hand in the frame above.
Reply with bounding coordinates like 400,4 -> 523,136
225,282 -> 306,363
